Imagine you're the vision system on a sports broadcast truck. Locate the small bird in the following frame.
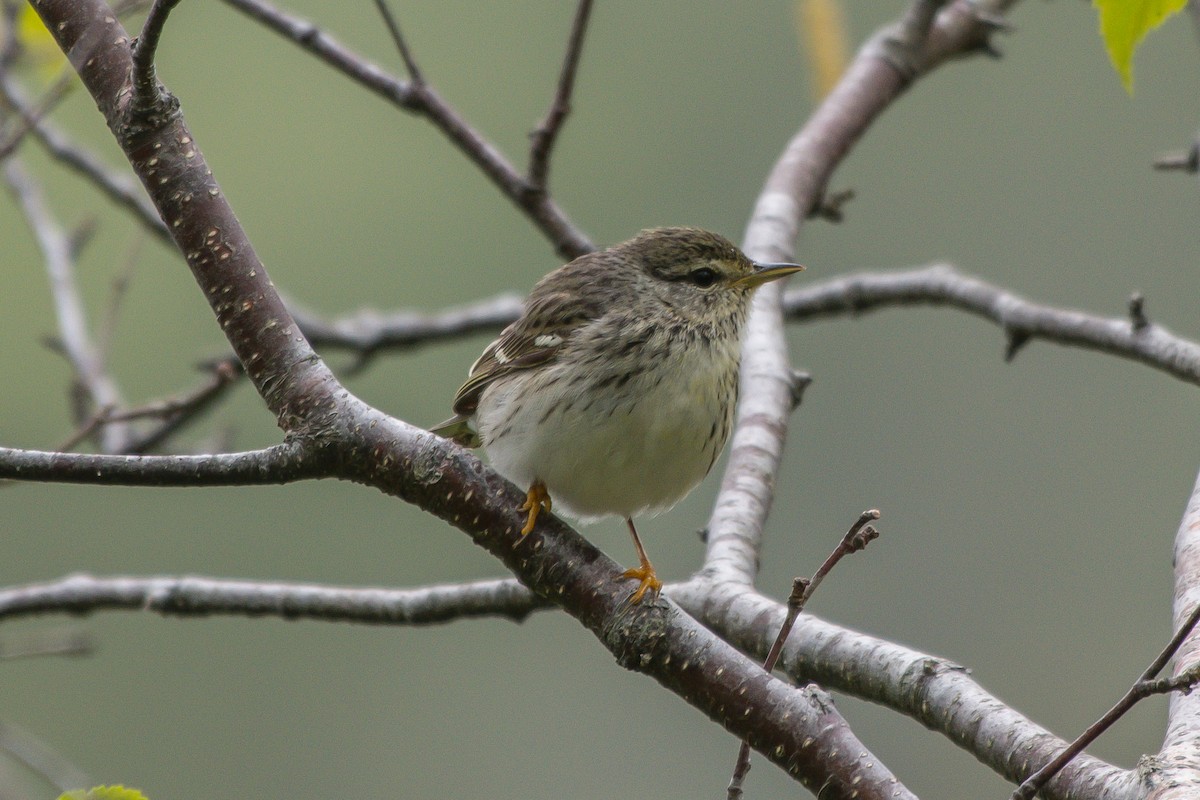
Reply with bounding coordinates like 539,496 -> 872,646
433,227 -> 802,603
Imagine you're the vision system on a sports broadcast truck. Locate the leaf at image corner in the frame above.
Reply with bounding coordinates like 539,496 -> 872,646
1093,0 -> 1188,92
58,786 -> 151,800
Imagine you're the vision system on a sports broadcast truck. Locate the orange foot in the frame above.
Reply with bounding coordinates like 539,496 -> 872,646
621,561 -> 663,605
520,480 -> 552,535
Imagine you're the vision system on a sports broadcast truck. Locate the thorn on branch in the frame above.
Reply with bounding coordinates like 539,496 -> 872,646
787,369 -> 812,412
1004,329 -> 1030,362
1128,292 -> 1149,332
806,188 -> 855,223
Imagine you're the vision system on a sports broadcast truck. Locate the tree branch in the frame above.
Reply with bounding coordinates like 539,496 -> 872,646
219,0 -> 593,260
0,71 -> 169,242
781,264 -> 1200,386
3,157 -> 133,452
0,573 -> 547,625
24,5 -> 910,791
1149,467 -> 1200,795
0,442 -> 326,485
673,579 -> 1140,800
707,0 -> 1017,584
527,0 -> 592,191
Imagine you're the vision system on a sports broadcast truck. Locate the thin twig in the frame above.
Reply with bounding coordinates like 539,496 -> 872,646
96,235 -> 144,368
0,72 -> 168,240
527,0 -> 592,190
3,158 -> 132,451
1012,601 -> 1200,799
0,628 -> 93,661
0,71 -> 73,160
727,511 -> 881,800
373,0 -> 422,84
220,0 -> 592,259
122,357 -> 243,453
132,0 -> 184,113
0,721 -> 92,794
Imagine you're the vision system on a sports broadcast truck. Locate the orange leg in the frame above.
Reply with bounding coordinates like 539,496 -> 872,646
620,517 -> 663,603
520,480 -> 552,535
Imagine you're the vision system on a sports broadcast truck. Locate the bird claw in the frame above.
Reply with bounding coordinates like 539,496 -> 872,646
520,481 -> 551,535
621,563 -> 663,604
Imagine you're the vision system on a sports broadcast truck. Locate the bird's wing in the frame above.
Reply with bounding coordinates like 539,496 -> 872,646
449,284 -> 601,418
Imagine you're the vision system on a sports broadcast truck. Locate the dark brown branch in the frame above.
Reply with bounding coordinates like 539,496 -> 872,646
131,0 -> 183,114
121,357 -> 242,453
527,0 -> 592,191
220,0 -> 593,260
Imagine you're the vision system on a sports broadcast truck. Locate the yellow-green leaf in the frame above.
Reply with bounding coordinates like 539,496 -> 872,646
58,786 -> 150,800
1093,0 -> 1187,92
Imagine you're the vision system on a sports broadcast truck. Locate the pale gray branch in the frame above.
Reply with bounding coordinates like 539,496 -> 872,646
3,158 -> 132,452
782,264 -> 1200,385
710,0 -> 1018,585
0,573 -> 545,625
0,70 -> 168,242
0,442 -> 326,485
672,579 -> 1141,800
1150,467 -> 1200,797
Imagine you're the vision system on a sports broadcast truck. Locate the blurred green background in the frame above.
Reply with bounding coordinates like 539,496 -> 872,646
2,1 -> 1199,797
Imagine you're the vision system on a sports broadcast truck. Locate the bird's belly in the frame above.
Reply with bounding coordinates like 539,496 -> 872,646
479,359 -> 734,520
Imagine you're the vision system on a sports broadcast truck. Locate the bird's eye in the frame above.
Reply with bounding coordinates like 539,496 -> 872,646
688,267 -> 718,288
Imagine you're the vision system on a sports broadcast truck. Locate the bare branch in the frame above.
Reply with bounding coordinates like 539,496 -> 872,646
3,158 -> 132,451
0,721 -> 92,794
1151,467 -> 1200,795
0,73 -> 168,241
781,264 -> 1200,387
728,510 -> 881,799
0,628 -> 93,661
709,0 -> 1018,585
220,0 -> 593,260
673,580 -> 1139,800
0,573 -> 545,625
120,357 -> 242,453
0,442 -> 327,486
372,0 -> 422,84
527,0 -> 592,191
290,293 -> 523,356
1012,602 -> 1200,798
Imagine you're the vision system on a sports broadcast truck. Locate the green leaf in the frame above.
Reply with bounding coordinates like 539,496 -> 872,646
1093,0 -> 1188,92
58,786 -> 151,800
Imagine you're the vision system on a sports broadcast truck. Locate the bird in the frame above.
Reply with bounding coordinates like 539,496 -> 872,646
432,227 -> 803,603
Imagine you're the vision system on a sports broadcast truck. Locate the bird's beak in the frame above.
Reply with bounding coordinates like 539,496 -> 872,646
734,261 -> 805,289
